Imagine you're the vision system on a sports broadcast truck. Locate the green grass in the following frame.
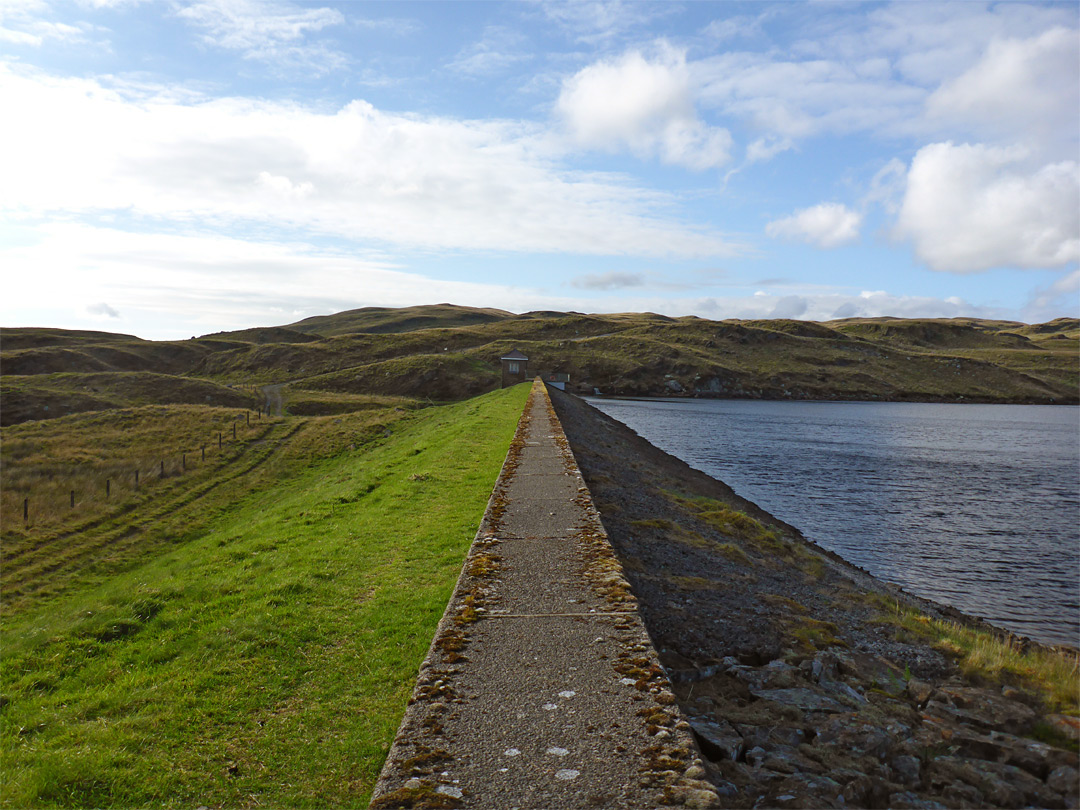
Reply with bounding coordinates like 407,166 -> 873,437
873,605 -> 1080,715
665,493 -> 783,549
277,387 -> 417,417
2,405 -> 271,549
0,384 -> 530,809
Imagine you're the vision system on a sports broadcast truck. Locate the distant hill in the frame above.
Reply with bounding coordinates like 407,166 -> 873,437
285,303 -> 513,336
1,327 -> 146,351
198,326 -> 321,345
1,307 -> 1076,424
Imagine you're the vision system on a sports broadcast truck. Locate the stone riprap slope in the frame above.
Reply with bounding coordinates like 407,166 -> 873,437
370,381 -> 718,809
549,388 -> 1079,810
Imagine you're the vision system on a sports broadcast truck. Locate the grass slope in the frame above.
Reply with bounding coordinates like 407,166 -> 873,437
1,373 -> 255,426
0,384 -> 529,809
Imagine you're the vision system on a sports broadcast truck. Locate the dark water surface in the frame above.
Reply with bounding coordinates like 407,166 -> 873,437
585,397 -> 1080,648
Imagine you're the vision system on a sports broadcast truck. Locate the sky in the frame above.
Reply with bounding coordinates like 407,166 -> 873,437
1,0 -> 1078,340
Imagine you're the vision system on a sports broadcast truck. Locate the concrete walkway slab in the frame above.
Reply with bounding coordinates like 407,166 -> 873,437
370,381 -> 718,810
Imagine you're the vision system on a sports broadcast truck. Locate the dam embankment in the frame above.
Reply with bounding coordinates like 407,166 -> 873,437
369,380 -> 718,808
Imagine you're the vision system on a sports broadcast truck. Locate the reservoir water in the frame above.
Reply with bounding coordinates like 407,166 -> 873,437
585,397 -> 1080,649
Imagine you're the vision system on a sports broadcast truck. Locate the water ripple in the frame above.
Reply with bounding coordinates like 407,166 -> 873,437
588,398 -> 1080,648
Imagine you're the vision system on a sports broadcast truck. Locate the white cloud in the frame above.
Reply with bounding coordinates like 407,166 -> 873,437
768,294 -> 807,319
695,50 -> 925,143
702,13 -> 768,43
539,0 -> 674,45
0,64 -> 740,259
557,46 -> 732,170
1023,269 -> 1080,323
0,223 -> 552,338
0,0 -> 98,47
77,0 -> 149,8
0,222 -> 1026,339
926,27 -> 1079,154
745,135 -> 793,165
583,289 -> 1006,323
692,5 -> 1078,158
87,301 -> 120,318
174,0 -> 347,74
766,203 -> 862,248
257,170 -> 313,198
447,25 -> 531,77
571,271 -> 645,290
862,158 -> 907,214
894,142 -> 1080,272
791,2 -> 1074,87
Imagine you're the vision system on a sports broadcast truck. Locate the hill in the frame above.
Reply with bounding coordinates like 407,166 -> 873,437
285,303 -> 513,336
2,307 -> 1076,426
0,372 -> 255,426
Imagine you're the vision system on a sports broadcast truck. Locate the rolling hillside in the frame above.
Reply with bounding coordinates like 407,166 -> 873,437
2,307 -> 1076,424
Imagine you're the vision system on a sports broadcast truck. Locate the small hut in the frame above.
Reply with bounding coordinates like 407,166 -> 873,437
500,350 -> 529,388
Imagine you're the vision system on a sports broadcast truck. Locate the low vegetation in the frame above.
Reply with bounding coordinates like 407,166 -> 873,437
873,602 -> 1080,717
651,489 -> 1079,719
0,384 -> 530,808
3,405 -> 269,570
273,387 -> 416,417
3,307 -> 1076,428
0,373 -> 254,426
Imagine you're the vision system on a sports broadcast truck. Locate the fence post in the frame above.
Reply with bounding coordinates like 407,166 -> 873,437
106,479 -> 111,498
135,469 -> 139,486
232,422 -> 237,440
24,498 -> 28,522
161,459 -> 165,478
182,452 -> 186,470
70,490 -> 75,508
247,411 -> 250,426
202,445 -> 206,461
218,432 -> 222,449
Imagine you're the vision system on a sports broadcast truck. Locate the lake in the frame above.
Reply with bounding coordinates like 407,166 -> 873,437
585,397 -> 1080,649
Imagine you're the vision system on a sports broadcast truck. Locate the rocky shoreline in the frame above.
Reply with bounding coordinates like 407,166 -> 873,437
549,387 -> 1079,809
586,388 -> 1079,406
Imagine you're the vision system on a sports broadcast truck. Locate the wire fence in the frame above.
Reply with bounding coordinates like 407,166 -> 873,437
5,403 -> 274,533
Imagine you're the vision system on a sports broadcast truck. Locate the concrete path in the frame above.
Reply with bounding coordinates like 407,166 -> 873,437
370,381 -> 719,809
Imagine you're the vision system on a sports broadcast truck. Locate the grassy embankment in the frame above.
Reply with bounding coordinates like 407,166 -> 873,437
0,383 -> 529,808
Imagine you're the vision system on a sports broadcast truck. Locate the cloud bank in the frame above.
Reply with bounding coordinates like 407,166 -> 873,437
0,64 -> 739,259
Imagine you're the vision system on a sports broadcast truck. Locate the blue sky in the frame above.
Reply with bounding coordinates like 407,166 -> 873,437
1,0 -> 1077,340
